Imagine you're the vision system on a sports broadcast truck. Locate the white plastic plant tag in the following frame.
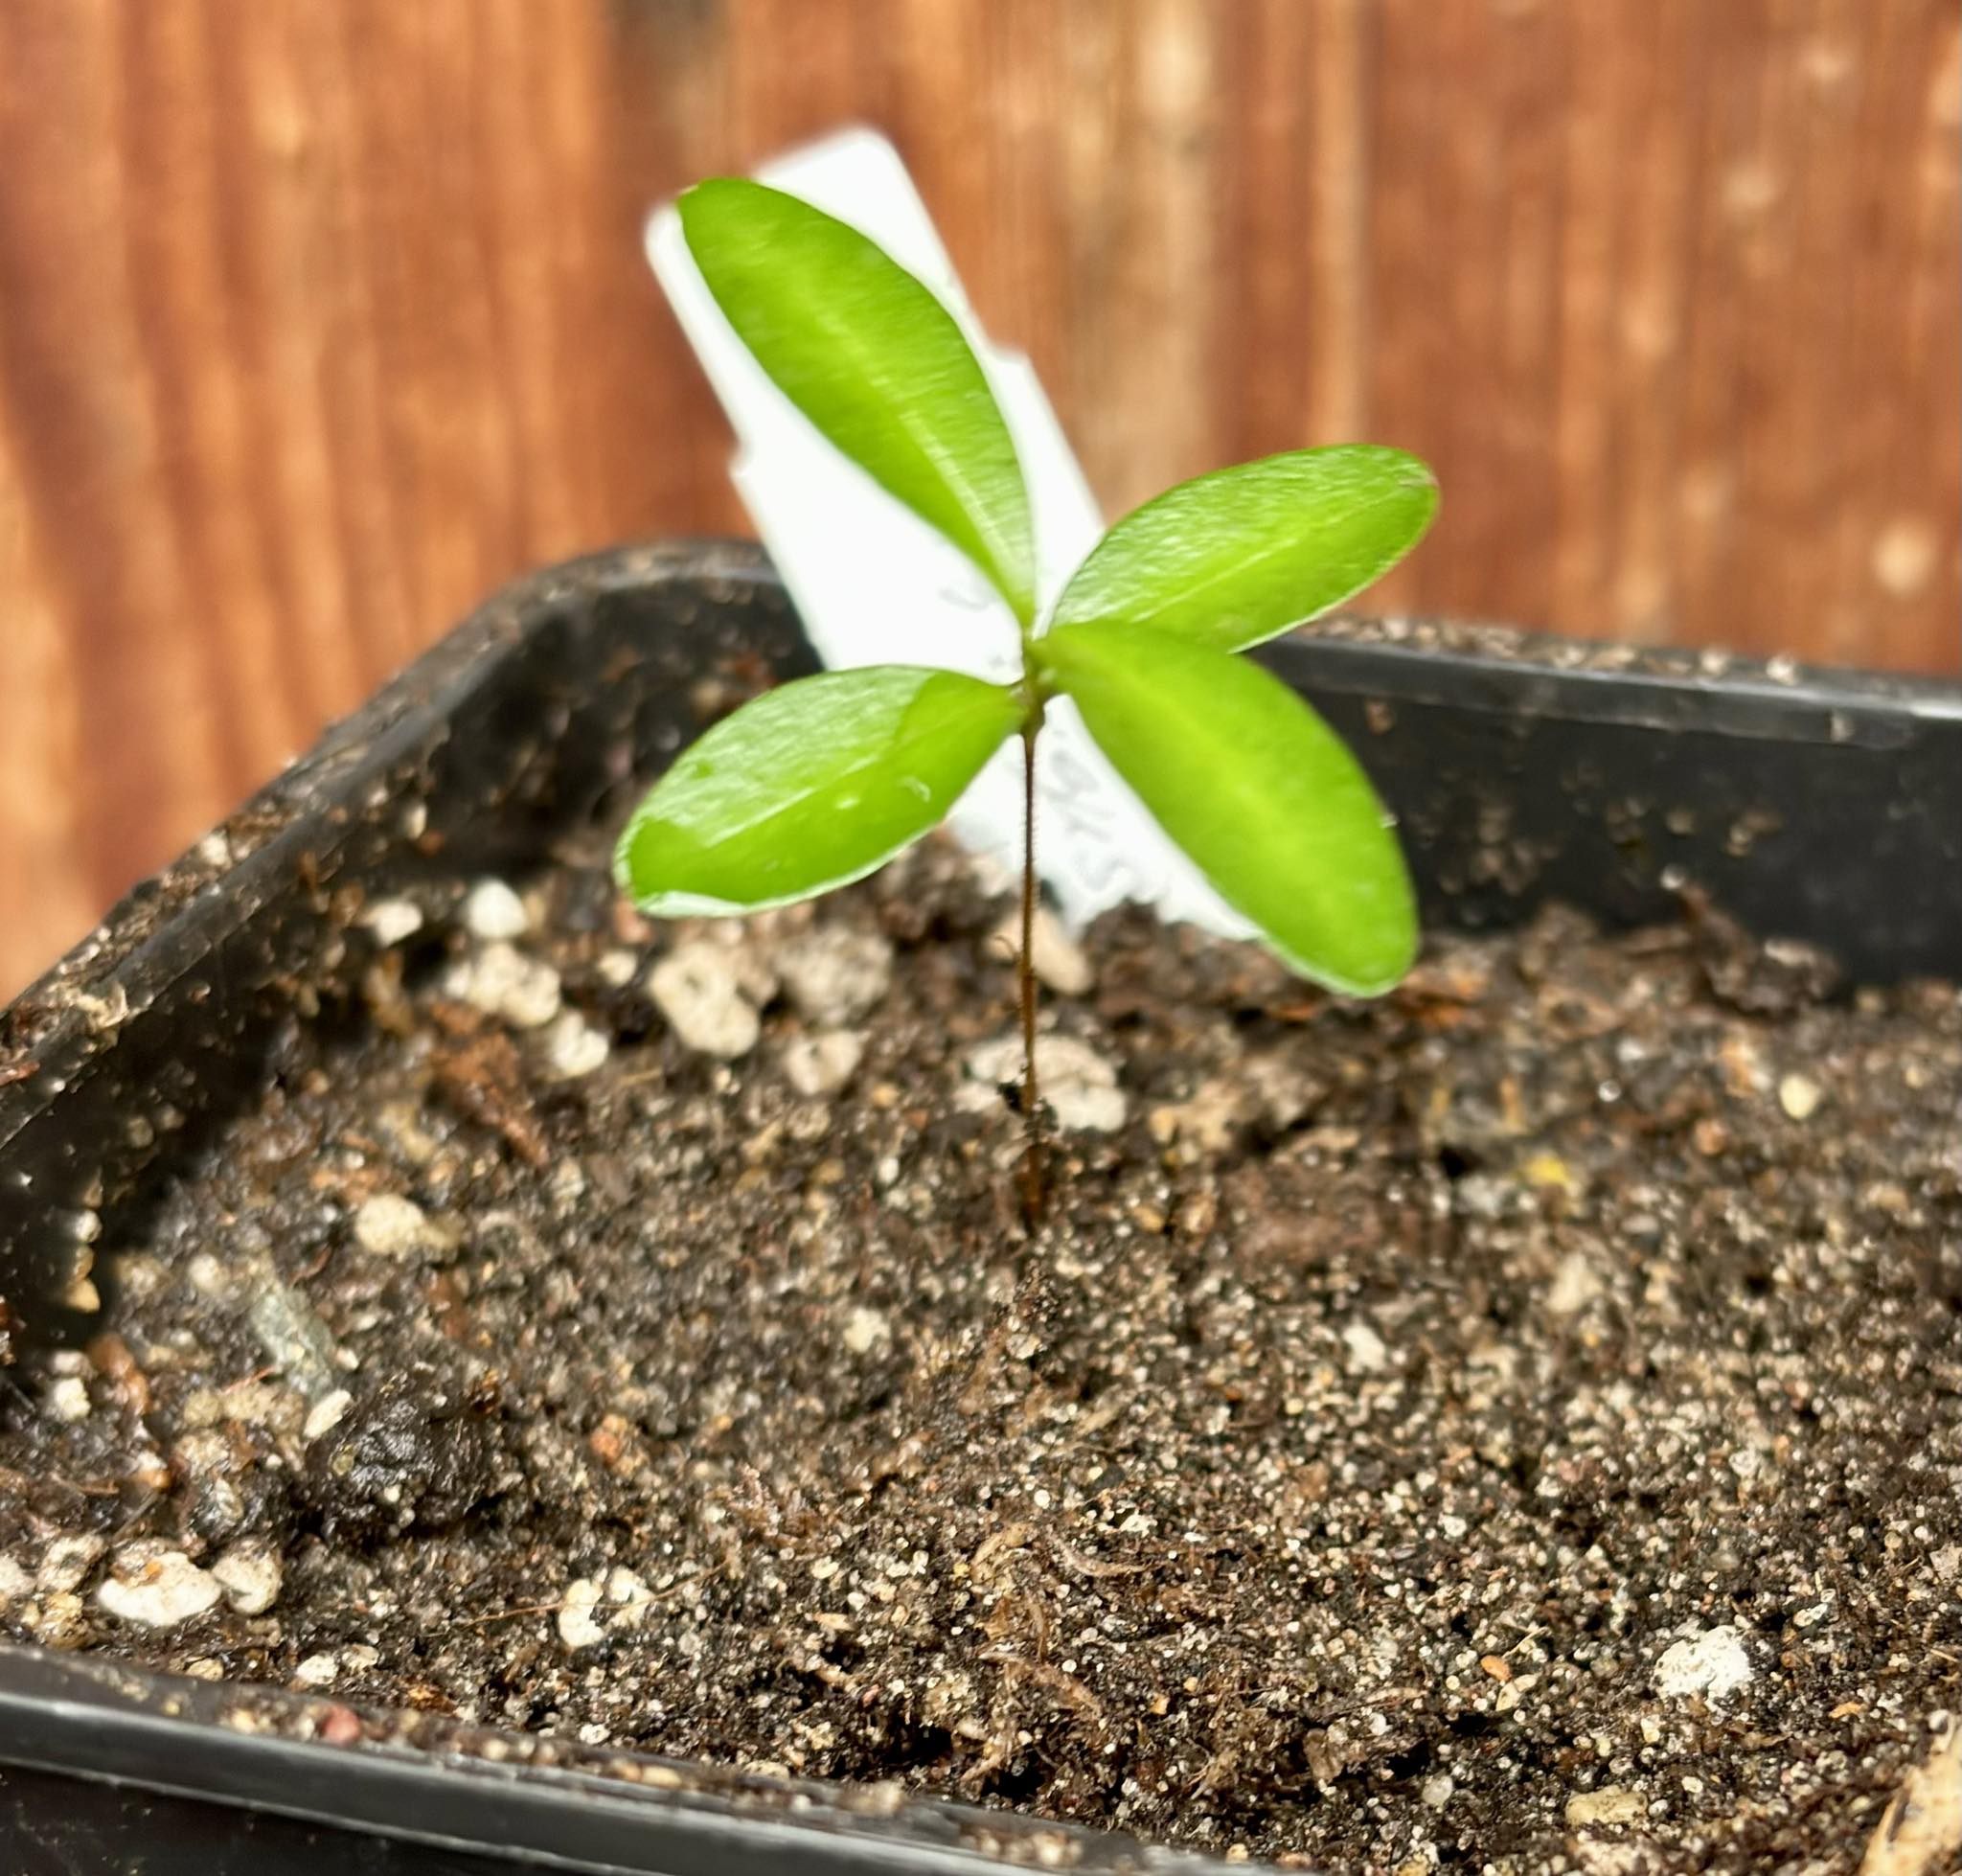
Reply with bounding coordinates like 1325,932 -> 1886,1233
646,126 -> 1250,941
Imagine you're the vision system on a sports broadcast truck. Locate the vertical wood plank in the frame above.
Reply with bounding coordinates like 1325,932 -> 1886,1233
1816,0 -> 1961,664
0,1 -> 218,901
1217,0 -> 1366,464
1367,0 -> 1571,622
1057,0 -> 1223,515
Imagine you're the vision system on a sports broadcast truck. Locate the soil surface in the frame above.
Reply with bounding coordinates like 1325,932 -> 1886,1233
1,837 -> 1956,1874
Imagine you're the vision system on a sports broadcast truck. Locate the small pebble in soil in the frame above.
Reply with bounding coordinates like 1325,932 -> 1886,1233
175,1430 -> 250,1539
32,1593 -> 87,1647
960,1033 -> 1126,1132
303,1388 -> 353,1443
1341,1318 -> 1391,1375
557,1584 -> 605,1652
647,941 -> 760,1059
96,1544 -> 222,1630
318,1704 -> 364,1745
245,1268 -> 343,1398
990,905 -> 1094,997
781,1028 -> 864,1097
543,1011 -> 609,1079
294,1652 -> 341,1688
361,897 -> 424,947
772,927 -> 893,1025
1565,1787 -> 1647,1828
1545,1247 -> 1605,1315
1147,1078 -> 1244,1155
445,943 -> 562,1030
463,878 -> 530,942
352,1193 -> 446,1260
37,1534 -> 105,1594
841,1306 -> 890,1356
596,948 -> 639,988
1654,1624 -> 1754,1704
211,1539 -> 283,1615
558,1567 -> 654,1652
1779,1070 -> 1823,1119
186,1253 -> 235,1302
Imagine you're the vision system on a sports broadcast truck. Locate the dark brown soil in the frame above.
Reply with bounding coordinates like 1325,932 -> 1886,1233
1,835 -> 1956,1874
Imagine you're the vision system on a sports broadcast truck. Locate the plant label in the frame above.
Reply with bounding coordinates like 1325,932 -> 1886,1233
647,128 -> 1251,941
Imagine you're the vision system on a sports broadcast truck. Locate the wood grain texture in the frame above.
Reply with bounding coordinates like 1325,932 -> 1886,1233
1,0 -> 1955,994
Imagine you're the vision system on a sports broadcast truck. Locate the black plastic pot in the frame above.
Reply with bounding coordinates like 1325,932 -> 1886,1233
0,541 -> 1955,1873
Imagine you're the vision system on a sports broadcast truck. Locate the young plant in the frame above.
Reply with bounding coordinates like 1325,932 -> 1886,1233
617,178 -> 1438,1219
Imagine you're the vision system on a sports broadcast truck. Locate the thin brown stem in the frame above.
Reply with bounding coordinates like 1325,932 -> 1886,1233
1017,715 -> 1044,1226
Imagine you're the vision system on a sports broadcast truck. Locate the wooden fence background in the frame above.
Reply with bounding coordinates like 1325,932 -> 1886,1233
2,0 -> 1957,995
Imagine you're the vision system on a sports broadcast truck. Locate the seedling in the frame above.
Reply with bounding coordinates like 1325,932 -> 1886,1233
617,178 -> 1438,1220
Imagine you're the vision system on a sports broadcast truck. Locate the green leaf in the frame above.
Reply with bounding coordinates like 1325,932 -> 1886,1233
1037,623 -> 1417,995
681,177 -> 1037,621
615,666 -> 1022,916
1048,446 -> 1438,652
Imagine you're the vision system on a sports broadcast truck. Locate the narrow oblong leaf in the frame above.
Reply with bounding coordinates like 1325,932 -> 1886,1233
681,178 -> 1036,621
1048,446 -> 1438,652
614,666 -> 1022,916
1037,623 -> 1417,994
